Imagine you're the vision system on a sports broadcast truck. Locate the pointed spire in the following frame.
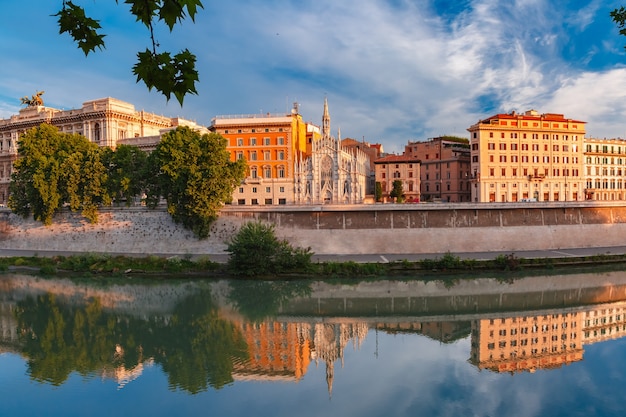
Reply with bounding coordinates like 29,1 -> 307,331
322,97 -> 330,139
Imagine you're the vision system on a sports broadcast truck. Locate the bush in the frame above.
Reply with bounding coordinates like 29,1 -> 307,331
227,221 -> 313,276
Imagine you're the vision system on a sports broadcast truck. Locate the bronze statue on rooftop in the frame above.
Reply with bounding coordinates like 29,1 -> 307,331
20,91 -> 45,107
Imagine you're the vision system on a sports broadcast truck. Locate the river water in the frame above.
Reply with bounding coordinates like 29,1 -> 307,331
1,270 -> 626,416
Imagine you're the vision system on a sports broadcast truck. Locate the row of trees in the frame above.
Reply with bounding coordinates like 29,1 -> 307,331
9,124 -> 246,238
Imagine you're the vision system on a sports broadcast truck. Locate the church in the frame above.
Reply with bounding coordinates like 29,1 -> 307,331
294,99 -> 370,204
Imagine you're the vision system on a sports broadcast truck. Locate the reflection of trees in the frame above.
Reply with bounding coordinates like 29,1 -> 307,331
228,280 -> 312,322
159,291 -> 248,392
14,290 -> 248,394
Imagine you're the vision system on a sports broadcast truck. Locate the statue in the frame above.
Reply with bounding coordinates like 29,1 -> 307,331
20,91 -> 45,107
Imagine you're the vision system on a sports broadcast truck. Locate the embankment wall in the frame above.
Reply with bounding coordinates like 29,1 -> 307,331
1,202 -> 626,256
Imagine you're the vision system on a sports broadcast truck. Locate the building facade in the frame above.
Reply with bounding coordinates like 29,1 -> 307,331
0,97 -> 175,204
404,137 -> 471,202
211,103 -> 309,205
374,154 -> 421,202
468,110 -> 586,203
294,99 -> 370,204
583,137 -> 626,201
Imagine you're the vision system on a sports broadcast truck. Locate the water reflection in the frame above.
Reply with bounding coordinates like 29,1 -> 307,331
1,271 -> 626,396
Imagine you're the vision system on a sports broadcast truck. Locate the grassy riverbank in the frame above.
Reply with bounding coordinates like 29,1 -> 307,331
2,251 -> 626,279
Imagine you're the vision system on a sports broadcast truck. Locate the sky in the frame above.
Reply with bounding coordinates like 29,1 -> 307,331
2,0 -> 626,154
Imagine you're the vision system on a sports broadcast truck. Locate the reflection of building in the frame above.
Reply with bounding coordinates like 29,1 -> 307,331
232,318 -> 367,396
582,302 -> 626,344
101,345 -> 154,389
233,321 -> 313,382
470,312 -> 584,373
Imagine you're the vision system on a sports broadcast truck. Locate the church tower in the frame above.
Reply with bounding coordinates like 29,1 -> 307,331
322,97 -> 331,139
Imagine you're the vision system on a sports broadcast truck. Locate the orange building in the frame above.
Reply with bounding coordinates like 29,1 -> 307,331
468,110 -> 586,202
211,103 -> 309,205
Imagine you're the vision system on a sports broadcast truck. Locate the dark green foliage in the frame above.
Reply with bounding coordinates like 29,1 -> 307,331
148,127 -> 246,239
375,181 -> 382,202
55,0 -> 203,105
227,221 -> 313,276
101,145 -> 149,206
389,179 -> 404,203
9,124 -> 110,224
493,253 -> 521,271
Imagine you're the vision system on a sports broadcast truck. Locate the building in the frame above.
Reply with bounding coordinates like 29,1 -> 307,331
404,136 -> 471,202
583,137 -> 626,201
467,110 -> 585,202
374,154 -> 421,202
293,99 -> 370,204
211,103 -> 309,205
470,311 -> 584,373
0,96 -> 179,204
341,137 -> 383,196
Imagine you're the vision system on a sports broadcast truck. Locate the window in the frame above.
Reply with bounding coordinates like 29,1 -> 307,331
278,167 -> 285,178
264,151 -> 270,160
250,138 -> 257,146
278,137 -> 285,145
278,150 -> 285,160
263,137 -> 271,145
264,167 -> 272,178
237,138 -> 243,146
250,151 -> 257,161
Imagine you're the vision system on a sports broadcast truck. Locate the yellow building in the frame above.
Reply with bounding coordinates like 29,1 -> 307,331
211,103 -> 309,205
583,137 -> 626,201
468,110 -> 586,202
470,312 -> 583,373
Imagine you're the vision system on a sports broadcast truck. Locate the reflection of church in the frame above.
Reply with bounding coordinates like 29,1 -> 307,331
294,99 -> 370,204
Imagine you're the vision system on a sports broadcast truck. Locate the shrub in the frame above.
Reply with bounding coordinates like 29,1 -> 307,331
227,221 -> 313,276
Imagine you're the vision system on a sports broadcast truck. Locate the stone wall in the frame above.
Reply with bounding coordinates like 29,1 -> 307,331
1,202 -> 626,256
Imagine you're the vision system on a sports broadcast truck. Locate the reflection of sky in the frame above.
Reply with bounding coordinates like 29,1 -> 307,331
3,333 -> 626,417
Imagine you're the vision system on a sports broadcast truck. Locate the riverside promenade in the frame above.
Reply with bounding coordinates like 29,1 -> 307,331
2,245 -> 626,264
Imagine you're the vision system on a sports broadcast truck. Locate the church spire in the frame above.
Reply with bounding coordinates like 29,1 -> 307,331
322,97 -> 331,139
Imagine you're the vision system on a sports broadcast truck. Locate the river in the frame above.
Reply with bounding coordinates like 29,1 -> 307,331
1,269 -> 626,416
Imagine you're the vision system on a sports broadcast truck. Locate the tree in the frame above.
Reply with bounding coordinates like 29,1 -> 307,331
101,145 -> 149,206
55,0 -> 203,105
227,221 -> 313,276
9,124 -> 109,224
612,7 -> 626,42
375,181 -> 382,202
148,127 -> 246,239
389,179 -> 404,203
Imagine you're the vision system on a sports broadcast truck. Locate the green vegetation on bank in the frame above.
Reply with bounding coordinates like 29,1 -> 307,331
2,250 -> 626,280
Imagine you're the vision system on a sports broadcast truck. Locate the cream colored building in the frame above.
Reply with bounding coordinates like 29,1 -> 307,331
468,110 -> 585,202
583,137 -> 626,201
0,97 -> 184,204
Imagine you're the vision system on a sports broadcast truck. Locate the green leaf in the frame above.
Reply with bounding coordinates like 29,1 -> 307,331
54,1 -> 106,55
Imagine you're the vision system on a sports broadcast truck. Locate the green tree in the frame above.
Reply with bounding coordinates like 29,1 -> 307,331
148,127 -> 246,239
55,0 -> 203,105
375,181 -> 382,202
101,145 -> 149,206
612,7 -> 626,41
9,124 -> 109,224
389,179 -> 404,203
227,221 -> 313,276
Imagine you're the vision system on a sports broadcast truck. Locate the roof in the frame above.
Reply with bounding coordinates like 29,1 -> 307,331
374,154 -> 421,164
479,111 -> 586,124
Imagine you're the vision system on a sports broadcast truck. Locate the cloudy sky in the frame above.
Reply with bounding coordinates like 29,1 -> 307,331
2,0 -> 626,153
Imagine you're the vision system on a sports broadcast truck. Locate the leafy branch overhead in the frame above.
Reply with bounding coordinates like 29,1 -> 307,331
55,0 -> 203,105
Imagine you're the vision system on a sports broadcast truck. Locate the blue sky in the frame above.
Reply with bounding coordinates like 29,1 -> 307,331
2,0 -> 626,153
